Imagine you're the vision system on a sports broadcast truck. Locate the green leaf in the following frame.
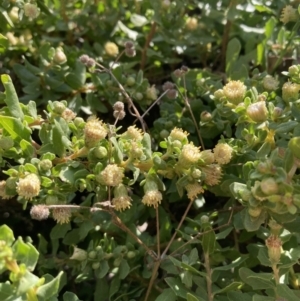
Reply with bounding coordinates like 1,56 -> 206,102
109,277 -> 120,301
239,267 -> 275,290
50,224 -> 71,240
252,295 -> 274,301
63,292 -> 81,301
242,208 -> 266,232
187,293 -> 205,301
0,116 -> 31,143
226,38 -> 241,77
276,284 -> 300,301
0,33 -> 8,51
189,248 -> 199,264
213,255 -> 248,271
110,137 -> 123,163
165,277 -> 191,298
16,270 -> 40,295
119,259 -> 130,279
0,224 -> 15,246
202,226 -> 215,254
52,126 -> 65,157
0,283 -> 14,301
227,291 -> 252,301
96,260 -> 110,279
1,75 -> 24,120
142,133 -> 152,158
257,247 -> 271,267
213,282 -> 242,295
12,237 -> 39,271
20,139 -> 35,158
155,288 -> 177,301
37,271 -> 65,300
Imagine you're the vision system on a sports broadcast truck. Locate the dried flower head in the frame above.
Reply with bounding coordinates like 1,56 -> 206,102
84,118 -> 107,147
166,89 -> 178,99
266,235 -> 282,264
30,205 -> 50,221
282,82 -> 300,103
280,5 -> 298,24
200,111 -> 212,122
123,125 -> 143,141
98,164 -> 124,186
86,58 -> 96,68
125,48 -> 136,57
223,80 -> 246,105
79,54 -> 90,64
186,182 -> 204,201
179,143 -> 201,166
213,143 -> 233,165
52,208 -> 72,224
162,81 -> 175,91
0,180 -> 13,200
113,110 -> 126,120
142,190 -> 163,208
263,75 -> 279,91
17,174 -> 41,200
104,42 -> 119,57
62,108 -> 76,122
125,41 -> 134,49
202,164 -> 223,186
113,101 -> 125,112
169,127 -> 189,142
24,3 -> 40,19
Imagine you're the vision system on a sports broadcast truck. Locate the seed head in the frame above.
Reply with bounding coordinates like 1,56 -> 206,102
166,89 -> 178,99
142,190 -> 162,208
113,110 -> 126,120
162,81 -> 175,91
79,54 -> 90,64
98,164 -> 124,186
125,48 -> 136,57
52,208 -> 72,224
186,182 -> 204,201
112,184 -> 132,211
223,80 -> 246,105
113,101 -> 125,112
125,41 -> 134,49
202,164 -> 223,186
104,42 -> 119,57
17,174 -> 41,200
86,58 -> 96,68
30,205 -> 50,221
213,143 -> 233,165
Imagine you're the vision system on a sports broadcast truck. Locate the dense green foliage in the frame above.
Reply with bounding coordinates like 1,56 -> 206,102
1,1 -> 300,301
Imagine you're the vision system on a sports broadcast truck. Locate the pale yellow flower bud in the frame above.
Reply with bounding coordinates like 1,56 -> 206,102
142,190 -> 163,208
263,75 -> 279,91
97,164 -> 124,186
246,101 -> 268,123
223,80 -> 246,105
178,143 -> 201,166
266,235 -> 282,264
112,184 -> 132,211
213,143 -> 233,165
104,42 -> 119,57
280,5 -> 298,24
84,118 -> 107,147
122,125 -> 143,141
185,17 -> 198,31
61,108 -> 76,122
282,82 -> 300,103
169,127 -> 189,142
202,164 -> 222,186
17,174 -> 41,200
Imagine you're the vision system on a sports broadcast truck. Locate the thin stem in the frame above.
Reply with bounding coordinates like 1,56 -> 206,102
156,207 -> 161,258
272,264 -> 280,285
204,252 -> 213,301
177,76 -> 205,149
161,200 -> 193,257
143,261 -> 160,301
140,22 -> 157,70
169,208 -> 234,257
139,90 -> 169,120
110,49 -> 125,71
